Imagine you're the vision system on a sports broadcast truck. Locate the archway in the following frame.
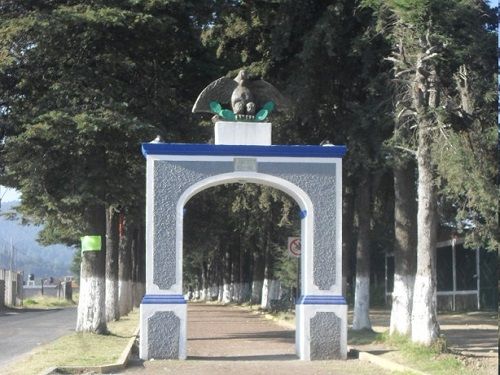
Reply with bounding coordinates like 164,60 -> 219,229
139,143 -> 347,361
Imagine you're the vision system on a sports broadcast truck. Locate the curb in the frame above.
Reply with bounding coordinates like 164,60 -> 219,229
349,347 -> 429,375
38,327 -> 139,375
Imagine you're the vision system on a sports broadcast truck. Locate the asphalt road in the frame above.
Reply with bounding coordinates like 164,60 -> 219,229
0,307 -> 77,368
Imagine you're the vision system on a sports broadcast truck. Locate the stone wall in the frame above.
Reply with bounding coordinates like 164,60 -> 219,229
0,269 -> 23,307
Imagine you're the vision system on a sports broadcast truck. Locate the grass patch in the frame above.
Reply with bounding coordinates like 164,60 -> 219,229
379,332 -> 475,375
3,309 -> 139,375
22,295 -> 77,309
348,328 -> 384,345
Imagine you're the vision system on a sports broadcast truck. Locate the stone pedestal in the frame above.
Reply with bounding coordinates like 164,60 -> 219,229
215,121 -> 271,145
296,296 -> 347,360
140,295 -> 187,360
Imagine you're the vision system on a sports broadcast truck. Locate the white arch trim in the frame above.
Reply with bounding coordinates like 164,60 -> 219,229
174,171 -> 315,296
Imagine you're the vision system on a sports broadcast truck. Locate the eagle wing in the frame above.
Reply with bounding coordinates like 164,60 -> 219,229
247,80 -> 291,112
192,77 -> 238,113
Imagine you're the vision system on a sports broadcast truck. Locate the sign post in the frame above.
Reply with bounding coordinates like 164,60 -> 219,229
288,237 -> 301,298
287,237 -> 301,258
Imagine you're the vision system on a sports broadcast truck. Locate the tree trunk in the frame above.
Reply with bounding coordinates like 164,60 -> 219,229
260,230 -> 273,309
137,223 -> 146,305
411,119 -> 440,345
76,205 -> 107,333
411,54 -> 440,345
222,248 -> 231,303
342,182 -> 355,298
390,161 -> 417,336
251,249 -> 264,304
352,176 -> 372,330
105,206 -> 120,322
118,215 -> 133,316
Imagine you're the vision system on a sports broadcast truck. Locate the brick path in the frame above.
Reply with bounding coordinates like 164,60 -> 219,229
124,303 -> 391,375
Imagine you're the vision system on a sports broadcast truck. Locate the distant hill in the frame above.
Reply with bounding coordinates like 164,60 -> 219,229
0,201 -> 75,279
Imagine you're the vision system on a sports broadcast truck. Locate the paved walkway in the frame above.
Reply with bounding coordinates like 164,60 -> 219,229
125,304 -> 391,375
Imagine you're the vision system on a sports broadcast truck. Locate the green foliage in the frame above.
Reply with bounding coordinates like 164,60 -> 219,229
274,245 -> 299,290
0,0 -> 214,266
183,183 -> 300,289
366,0 -> 498,250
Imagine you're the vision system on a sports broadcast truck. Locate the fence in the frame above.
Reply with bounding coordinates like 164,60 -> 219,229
23,282 -> 72,300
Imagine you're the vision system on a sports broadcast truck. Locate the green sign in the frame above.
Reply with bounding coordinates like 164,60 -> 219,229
81,235 -> 102,252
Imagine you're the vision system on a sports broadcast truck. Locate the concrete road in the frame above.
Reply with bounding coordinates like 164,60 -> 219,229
0,307 -> 77,368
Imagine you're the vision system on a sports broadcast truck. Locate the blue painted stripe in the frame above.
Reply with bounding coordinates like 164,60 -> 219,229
297,295 -> 347,305
141,294 -> 186,304
142,143 -> 347,159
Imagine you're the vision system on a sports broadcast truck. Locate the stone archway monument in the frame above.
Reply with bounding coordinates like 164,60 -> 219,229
140,71 -> 347,361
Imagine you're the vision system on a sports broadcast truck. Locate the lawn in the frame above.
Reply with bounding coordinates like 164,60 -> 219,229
2,309 -> 139,375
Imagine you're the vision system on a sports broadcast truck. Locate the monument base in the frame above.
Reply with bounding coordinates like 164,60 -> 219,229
296,296 -> 347,360
215,121 -> 271,145
139,295 -> 187,360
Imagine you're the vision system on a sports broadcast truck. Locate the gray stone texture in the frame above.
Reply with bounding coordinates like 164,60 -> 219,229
259,163 -> 337,290
153,161 -> 232,289
309,311 -> 341,360
147,311 -> 181,359
153,159 -> 336,291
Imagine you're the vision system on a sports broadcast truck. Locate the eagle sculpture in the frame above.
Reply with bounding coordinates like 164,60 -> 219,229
192,70 -> 290,122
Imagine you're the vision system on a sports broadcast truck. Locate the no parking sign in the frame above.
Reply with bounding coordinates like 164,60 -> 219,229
287,237 -> 301,258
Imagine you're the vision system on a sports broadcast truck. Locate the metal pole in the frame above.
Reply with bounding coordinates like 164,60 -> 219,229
297,255 -> 301,299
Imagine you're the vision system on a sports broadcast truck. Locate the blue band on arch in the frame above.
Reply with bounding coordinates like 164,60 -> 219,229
142,143 -> 347,159
141,294 -> 186,304
297,295 -> 347,305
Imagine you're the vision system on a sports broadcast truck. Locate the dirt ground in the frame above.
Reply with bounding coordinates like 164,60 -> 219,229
349,308 -> 498,375
124,304 -> 393,375
124,304 -> 497,374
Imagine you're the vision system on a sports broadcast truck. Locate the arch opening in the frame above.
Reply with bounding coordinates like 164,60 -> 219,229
182,182 -> 302,358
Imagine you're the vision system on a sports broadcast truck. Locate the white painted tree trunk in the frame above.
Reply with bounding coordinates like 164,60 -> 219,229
77,274 -> 106,332
390,274 -> 415,335
210,284 -> 219,300
76,206 -> 107,333
261,278 -> 271,309
251,280 -> 263,304
231,283 -> 241,302
411,129 -> 439,344
218,284 -> 223,302
222,282 -> 231,303
119,279 -> 133,316
390,161 -> 417,336
352,178 -> 372,331
411,58 -> 440,346
270,279 -> 281,301
106,278 -> 119,322
352,276 -> 371,330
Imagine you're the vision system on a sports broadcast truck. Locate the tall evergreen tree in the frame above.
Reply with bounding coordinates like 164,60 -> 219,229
369,0 -> 498,345
0,0 -> 212,332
